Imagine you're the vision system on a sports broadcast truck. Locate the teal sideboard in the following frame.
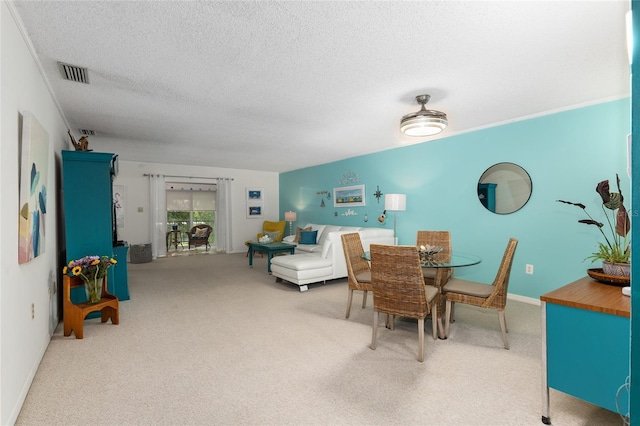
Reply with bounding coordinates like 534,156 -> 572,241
540,276 -> 629,424
62,150 -> 129,304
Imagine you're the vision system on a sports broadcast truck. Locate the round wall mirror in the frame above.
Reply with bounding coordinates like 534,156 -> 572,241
477,162 -> 532,214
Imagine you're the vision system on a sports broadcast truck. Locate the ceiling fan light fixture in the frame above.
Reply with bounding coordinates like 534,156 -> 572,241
400,94 -> 448,137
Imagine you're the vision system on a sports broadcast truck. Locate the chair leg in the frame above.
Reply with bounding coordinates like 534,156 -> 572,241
385,315 -> 395,330
346,289 -> 354,318
417,318 -> 425,362
450,301 -> 455,322
445,299 -> 452,337
362,290 -> 368,308
370,310 -> 379,350
431,302 -> 438,340
498,310 -> 509,350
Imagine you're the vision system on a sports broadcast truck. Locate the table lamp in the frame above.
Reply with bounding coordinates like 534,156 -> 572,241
384,194 -> 406,243
285,211 -> 297,236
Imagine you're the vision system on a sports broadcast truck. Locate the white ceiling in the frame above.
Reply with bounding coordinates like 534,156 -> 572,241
11,1 -> 631,173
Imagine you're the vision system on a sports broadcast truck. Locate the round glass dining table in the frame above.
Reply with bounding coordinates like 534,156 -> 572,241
362,250 -> 481,268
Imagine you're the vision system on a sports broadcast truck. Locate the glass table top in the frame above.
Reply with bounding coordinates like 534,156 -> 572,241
363,250 -> 481,268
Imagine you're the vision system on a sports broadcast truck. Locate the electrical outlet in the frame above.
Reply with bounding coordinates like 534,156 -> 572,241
31,303 -> 35,319
525,264 -> 534,275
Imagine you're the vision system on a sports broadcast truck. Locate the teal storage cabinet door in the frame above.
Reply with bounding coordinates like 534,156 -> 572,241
546,303 -> 630,413
62,150 -> 129,304
112,245 -> 130,300
62,151 -> 114,260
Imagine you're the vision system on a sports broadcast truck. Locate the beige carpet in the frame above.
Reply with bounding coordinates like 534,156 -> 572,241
16,253 -> 622,425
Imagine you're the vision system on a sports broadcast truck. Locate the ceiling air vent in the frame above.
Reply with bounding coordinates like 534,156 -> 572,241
79,129 -> 96,136
58,62 -> 89,84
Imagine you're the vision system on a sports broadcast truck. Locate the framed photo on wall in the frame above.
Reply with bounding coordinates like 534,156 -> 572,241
247,204 -> 263,219
246,188 -> 264,202
333,184 -> 365,207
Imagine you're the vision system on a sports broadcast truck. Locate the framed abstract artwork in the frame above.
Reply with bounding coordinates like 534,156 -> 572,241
18,111 -> 50,264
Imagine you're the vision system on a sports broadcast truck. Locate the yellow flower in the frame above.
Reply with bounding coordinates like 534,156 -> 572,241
110,258 -> 117,264
91,259 -> 100,266
68,260 -> 74,267
72,266 -> 82,276
62,266 -> 68,274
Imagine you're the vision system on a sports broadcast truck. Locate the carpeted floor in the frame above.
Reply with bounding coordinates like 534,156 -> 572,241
16,253 -> 623,425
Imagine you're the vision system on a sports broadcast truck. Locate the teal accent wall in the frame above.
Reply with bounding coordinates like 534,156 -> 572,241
280,99 -> 630,300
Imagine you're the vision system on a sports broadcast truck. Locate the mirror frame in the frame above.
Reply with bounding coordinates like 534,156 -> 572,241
477,162 -> 532,214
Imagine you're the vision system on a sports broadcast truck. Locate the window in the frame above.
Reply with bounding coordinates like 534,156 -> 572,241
166,183 -> 216,245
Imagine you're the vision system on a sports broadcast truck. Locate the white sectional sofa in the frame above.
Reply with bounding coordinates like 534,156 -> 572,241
270,223 -> 395,292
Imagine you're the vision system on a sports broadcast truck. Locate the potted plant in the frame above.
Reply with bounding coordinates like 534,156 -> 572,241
557,174 -> 630,277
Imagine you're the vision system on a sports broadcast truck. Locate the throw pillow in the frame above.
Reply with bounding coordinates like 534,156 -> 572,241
299,230 -> 318,245
264,231 -> 280,241
195,227 -> 206,236
294,226 -> 312,243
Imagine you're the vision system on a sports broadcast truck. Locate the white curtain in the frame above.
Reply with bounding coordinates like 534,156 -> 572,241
149,174 -> 167,259
215,178 -> 233,253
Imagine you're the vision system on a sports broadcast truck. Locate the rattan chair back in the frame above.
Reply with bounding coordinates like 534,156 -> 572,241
483,237 -> 518,309
369,244 -> 430,319
416,230 -> 453,285
416,230 -> 451,262
341,233 -> 373,318
341,233 -> 371,292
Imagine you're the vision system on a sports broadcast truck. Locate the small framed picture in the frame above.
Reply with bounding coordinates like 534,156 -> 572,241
246,188 -> 264,202
247,204 -> 263,219
334,184 -> 366,207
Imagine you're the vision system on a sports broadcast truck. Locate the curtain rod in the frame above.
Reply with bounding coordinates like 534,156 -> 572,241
143,174 -> 233,181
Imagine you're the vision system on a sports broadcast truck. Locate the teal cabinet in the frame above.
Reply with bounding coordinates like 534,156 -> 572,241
541,277 -> 629,423
62,150 -> 129,303
112,244 -> 130,300
478,183 -> 497,212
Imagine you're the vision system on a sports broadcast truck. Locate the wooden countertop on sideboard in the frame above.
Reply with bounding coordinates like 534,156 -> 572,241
540,276 -> 630,318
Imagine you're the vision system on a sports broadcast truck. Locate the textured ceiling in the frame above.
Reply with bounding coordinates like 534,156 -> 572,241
10,1 -> 630,172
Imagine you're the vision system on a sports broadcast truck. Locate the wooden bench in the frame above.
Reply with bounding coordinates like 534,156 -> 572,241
63,275 -> 119,339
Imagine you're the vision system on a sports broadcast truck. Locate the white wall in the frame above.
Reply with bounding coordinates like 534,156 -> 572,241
114,161 -> 279,253
0,4 -> 279,422
1,4 -> 70,424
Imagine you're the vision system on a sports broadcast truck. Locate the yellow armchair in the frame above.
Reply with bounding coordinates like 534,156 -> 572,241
245,220 -> 287,257
257,220 -> 286,242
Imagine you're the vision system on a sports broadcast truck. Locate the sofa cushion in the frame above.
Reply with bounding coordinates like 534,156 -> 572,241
270,254 -> 332,271
299,230 -> 318,244
316,225 -> 340,246
338,226 -> 363,233
295,244 -> 323,254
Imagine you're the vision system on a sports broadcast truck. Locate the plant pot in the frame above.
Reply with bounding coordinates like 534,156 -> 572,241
602,261 -> 630,278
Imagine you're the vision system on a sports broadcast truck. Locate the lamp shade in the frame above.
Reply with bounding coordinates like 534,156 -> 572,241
384,194 -> 406,211
284,211 -> 297,222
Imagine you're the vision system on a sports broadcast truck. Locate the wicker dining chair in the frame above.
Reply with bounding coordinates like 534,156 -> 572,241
369,244 -> 439,362
416,230 -> 453,285
341,233 -> 373,319
443,238 -> 518,349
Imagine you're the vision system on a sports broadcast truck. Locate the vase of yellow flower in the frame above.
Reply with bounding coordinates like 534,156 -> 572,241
63,255 -> 117,304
